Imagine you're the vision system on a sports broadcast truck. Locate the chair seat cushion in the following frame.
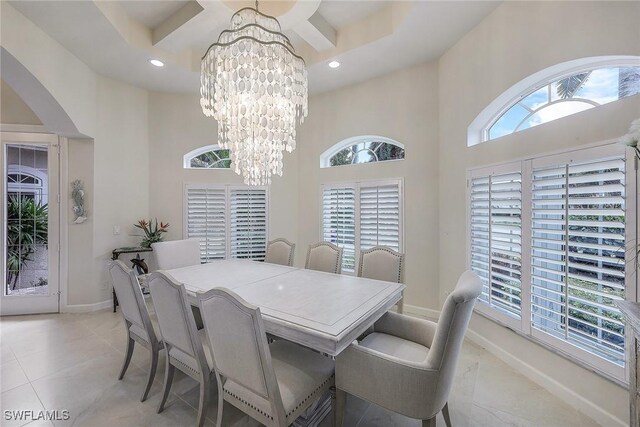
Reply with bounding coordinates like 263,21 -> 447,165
360,332 -> 429,363
223,340 -> 334,421
168,329 -> 213,375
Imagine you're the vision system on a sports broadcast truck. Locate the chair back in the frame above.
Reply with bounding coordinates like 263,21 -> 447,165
151,239 -> 201,270
305,242 -> 343,274
357,246 -> 405,283
426,270 -> 482,409
109,260 -> 155,339
264,238 -> 295,266
198,288 -> 284,415
148,271 -> 208,369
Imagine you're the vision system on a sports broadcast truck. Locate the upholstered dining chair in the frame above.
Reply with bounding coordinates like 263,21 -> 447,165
197,288 -> 335,427
264,238 -> 296,266
335,270 -> 483,427
108,260 -> 163,402
358,246 -> 405,313
148,271 -> 213,427
151,238 -> 201,270
305,241 -> 343,274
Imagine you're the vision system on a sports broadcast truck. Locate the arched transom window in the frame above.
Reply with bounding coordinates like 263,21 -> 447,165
468,57 -> 640,146
320,136 -> 405,168
183,145 -> 231,169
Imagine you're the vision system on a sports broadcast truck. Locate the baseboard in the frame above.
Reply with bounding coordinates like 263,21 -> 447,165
465,328 -> 626,427
402,304 -> 440,320
61,300 -> 111,313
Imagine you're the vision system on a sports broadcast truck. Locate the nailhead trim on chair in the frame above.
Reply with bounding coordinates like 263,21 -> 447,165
286,374 -> 334,418
170,355 -> 200,376
224,373 -> 335,421
224,388 -> 274,420
358,246 -> 404,283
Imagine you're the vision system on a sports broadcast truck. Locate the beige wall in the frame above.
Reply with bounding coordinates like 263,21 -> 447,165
147,91 -> 299,257
438,1 -> 640,424
1,1 -> 151,306
0,80 -> 42,125
297,61 -> 440,310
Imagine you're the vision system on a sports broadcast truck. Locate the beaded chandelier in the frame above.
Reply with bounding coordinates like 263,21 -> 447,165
200,2 -> 308,185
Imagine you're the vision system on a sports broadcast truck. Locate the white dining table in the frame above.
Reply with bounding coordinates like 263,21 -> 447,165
163,259 -> 405,356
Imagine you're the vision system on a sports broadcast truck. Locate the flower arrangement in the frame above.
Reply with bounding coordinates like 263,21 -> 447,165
134,218 -> 169,248
619,118 -> 640,158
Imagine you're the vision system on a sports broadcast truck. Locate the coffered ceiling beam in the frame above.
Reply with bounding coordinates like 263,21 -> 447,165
292,11 -> 336,52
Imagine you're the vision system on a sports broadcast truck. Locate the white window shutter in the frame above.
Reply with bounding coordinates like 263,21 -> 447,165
185,186 -> 226,261
230,188 -> 268,260
360,183 -> 401,251
470,172 -> 523,319
322,187 -> 356,272
531,156 -> 626,366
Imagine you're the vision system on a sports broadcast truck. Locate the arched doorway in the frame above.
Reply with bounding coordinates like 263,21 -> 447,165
0,48 -> 79,315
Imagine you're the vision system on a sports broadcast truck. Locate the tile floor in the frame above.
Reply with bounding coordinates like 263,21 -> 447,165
0,308 -> 601,427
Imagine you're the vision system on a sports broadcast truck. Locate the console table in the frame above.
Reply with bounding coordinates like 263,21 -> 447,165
111,246 -> 153,312
618,301 -> 640,427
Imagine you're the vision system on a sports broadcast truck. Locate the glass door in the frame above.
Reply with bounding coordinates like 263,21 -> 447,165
0,132 -> 59,315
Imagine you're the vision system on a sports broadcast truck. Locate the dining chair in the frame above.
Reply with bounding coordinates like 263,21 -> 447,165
151,238 -> 202,270
152,239 -> 205,328
357,245 -> 405,313
264,238 -> 296,266
197,287 -> 335,427
305,241 -> 343,274
148,271 -> 213,427
335,270 -> 483,427
108,260 -> 163,402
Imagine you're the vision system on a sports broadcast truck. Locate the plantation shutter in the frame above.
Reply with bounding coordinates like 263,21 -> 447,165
531,156 -> 626,366
470,171 -> 522,318
230,188 -> 268,260
185,186 -> 226,261
322,187 -> 356,272
360,183 -> 401,251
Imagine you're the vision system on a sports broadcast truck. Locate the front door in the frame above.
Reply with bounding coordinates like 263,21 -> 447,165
0,132 -> 60,315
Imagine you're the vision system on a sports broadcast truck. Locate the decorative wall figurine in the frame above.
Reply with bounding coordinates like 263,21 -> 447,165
71,179 -> 87,224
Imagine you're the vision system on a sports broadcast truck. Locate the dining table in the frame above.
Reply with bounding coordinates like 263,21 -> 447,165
163,258 -> 405,356
159,258 -> 405,427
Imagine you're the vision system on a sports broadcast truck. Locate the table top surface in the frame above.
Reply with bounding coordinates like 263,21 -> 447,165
165,259 -> 405,355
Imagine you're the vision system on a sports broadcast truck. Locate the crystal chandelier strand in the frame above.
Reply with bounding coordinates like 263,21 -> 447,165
200,5 -> 308,185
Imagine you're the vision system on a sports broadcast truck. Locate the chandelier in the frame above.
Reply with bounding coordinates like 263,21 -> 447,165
200,1 -> 308,185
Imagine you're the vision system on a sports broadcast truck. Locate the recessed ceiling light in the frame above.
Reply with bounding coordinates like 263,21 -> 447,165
328,61 -> 340,69
149,59 -> 164,67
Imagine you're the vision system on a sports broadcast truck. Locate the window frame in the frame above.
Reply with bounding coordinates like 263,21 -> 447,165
320,178 -> 404,274
183,183 -> 269,260
467,142 -> 636,383
468,56 -> 640,146
183,145 -> 232,169
319,135 -> 405,168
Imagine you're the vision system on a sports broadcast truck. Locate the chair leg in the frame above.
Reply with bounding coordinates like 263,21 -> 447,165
157,359 -> 175,413
442,402 -> 452,427
422,417 -> 436,427
118,336 -> 135,380
334,388 -> 346,427
141,347 -> 159,402
215,375 -> 224,427
196,374 -> 211,427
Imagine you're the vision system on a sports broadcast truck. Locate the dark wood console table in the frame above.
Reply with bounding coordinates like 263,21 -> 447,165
111,246 -> 153,312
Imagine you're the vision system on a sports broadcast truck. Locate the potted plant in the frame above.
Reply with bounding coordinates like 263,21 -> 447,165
134,218 -> 169,248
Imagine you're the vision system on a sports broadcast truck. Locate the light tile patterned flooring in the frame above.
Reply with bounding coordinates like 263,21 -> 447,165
0,308 -> 601,427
